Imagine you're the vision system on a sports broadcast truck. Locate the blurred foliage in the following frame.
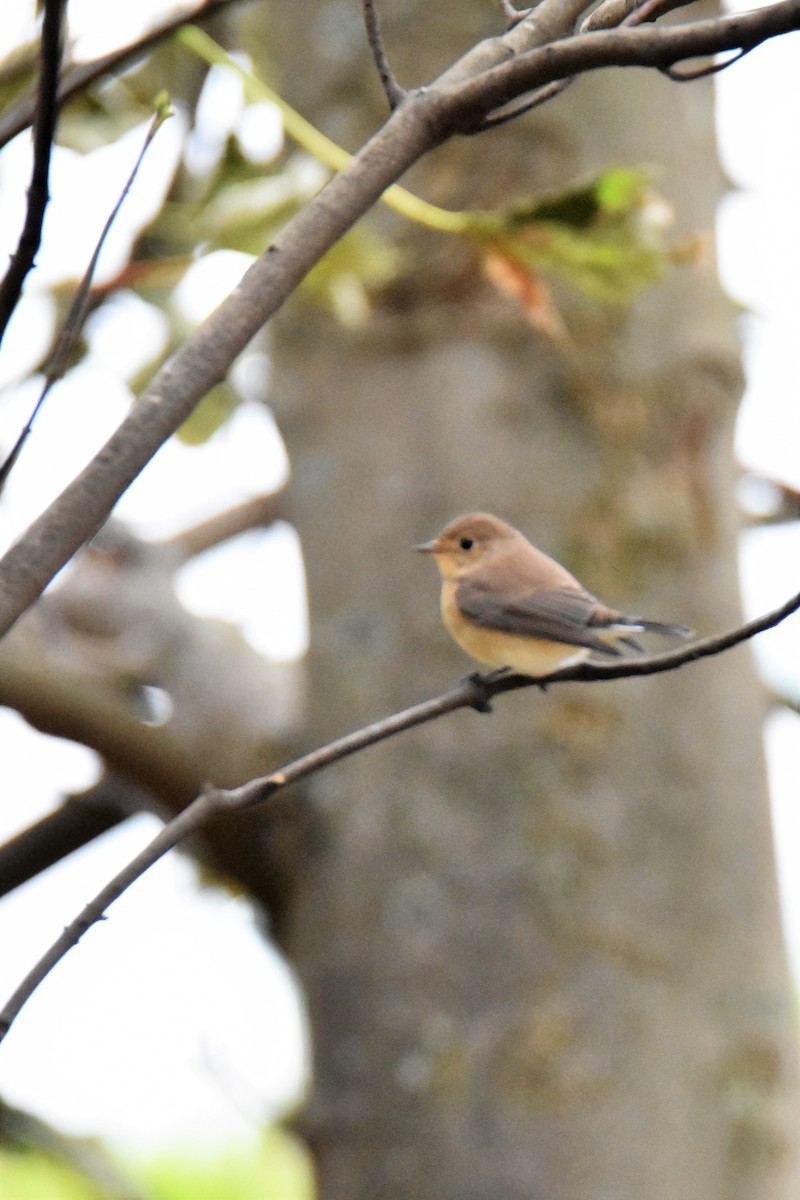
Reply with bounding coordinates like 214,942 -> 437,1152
0,39 -> 38,114
176,31 -> 680,333
135,1128 -> 314,1200
303,228 -> 401,327
57,87 -> 158,155
0,21 -> 688,451
0,1126 -> 313,1200
454,167 -> 679,339
486,168 -> 674,304
0,1147 -> 109,1200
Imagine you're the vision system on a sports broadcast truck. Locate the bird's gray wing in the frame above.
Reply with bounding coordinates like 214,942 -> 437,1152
455,581 -> 623,656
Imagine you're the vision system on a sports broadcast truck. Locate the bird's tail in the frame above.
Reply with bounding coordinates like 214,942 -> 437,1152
591,612 -> 694,654
610,617 -> 693,653
636,618 -> 694,638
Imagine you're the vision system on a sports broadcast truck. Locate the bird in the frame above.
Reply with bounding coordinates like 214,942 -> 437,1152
415,512 -> 692,678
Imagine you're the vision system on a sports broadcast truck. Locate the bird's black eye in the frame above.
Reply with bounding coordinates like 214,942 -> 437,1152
459,537 -> 474,551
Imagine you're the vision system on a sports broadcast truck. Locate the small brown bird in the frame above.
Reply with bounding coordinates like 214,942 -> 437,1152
416,513 -> 692,678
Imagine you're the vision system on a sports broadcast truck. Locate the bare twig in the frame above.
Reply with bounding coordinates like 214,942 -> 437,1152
0,0 -> 246,151
581,0 -> 639,30
738,471 -> 800,525
482,0 -> 657,132
765,687 -> 800,718
0,104 -> 172,495
469,80 -> 571,131
499,1 -> 533,28
480,0 -> 677,130
0,788 -> 227,1044
661,45 -> 753,81
0,0 -> 66,348
162,489 -> 287,560
1,588 -> 798,1044
616,0 -> 698,27
362,0 -> 405,108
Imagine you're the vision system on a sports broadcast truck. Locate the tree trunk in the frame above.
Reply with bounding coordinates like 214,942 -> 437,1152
258,3 -> 800,1196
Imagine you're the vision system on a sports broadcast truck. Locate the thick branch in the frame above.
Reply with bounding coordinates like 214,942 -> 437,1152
0,776 -> 142,901
1,589 -> 797,1044
0,640 -> 201,803
0,97 -> 445,637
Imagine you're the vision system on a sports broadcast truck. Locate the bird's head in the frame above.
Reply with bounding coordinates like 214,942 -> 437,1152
415,513 -> 518,580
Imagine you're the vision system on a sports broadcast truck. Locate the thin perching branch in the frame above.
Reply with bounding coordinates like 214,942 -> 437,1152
0,0 -> 67,348
1,587 -> 798,1045
661,45 -> 754,81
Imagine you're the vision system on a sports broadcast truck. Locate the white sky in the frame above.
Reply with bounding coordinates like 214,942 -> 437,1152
0,0 -> 798,1160
715,20 -> 800,977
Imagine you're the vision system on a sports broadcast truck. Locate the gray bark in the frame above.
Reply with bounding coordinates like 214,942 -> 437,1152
260,3 -> 800,1198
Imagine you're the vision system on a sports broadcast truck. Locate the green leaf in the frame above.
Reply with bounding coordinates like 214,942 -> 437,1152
594,167 -> 650,214
506,167 -> 654,230
56,88 -> 156,154
0,40 -> 37,114
483,167 -> 672,304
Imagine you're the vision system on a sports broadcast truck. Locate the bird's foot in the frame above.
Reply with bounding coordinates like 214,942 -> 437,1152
464,667 -> 513,713
464,671 -> 495,713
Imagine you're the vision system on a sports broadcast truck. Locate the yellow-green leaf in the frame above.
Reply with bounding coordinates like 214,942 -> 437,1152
478,167 -> 672,305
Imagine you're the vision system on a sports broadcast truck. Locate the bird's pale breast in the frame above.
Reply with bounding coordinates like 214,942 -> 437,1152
440,581 -> 590,676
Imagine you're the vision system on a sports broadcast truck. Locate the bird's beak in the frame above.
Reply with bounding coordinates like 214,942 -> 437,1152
414,539 -> 438,554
